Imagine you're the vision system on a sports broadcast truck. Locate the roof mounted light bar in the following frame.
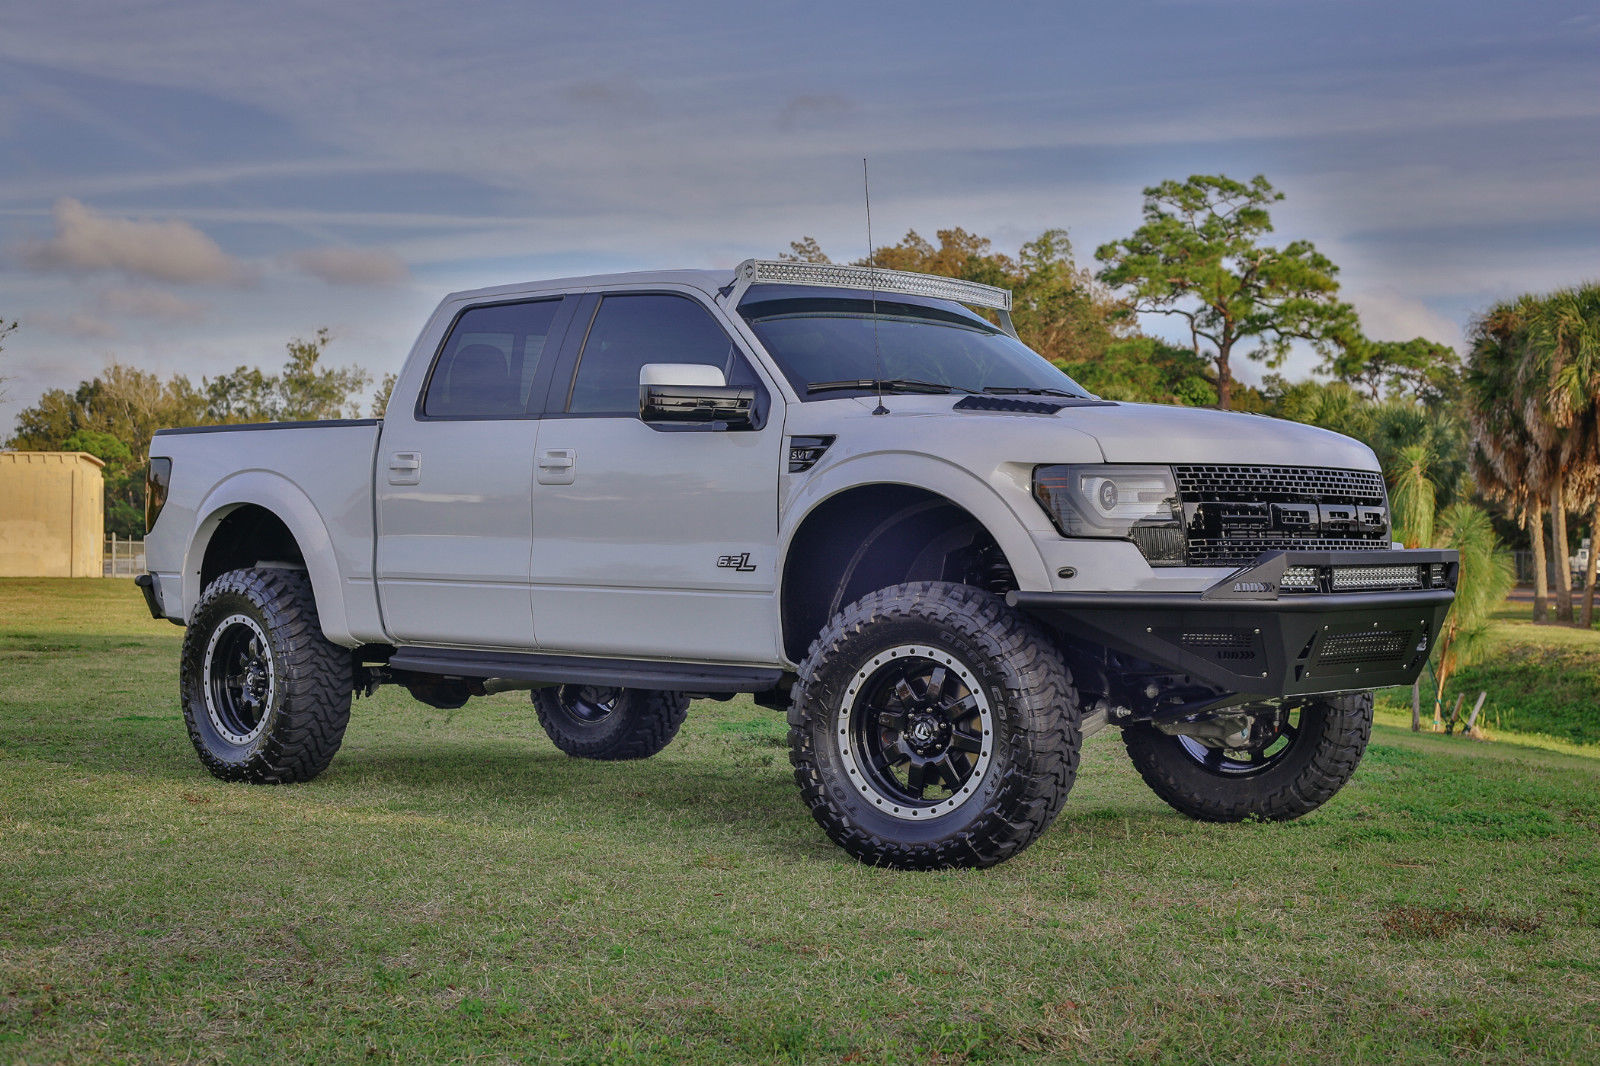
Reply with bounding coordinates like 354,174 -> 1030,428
728,259 -> 1012,312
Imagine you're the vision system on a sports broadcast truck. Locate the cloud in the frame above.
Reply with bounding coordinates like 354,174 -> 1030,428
777,93 -> 856,131
34,310 -> 119,340
288,246 -> 409,286
100,285 -> 205,321
562,78 -> 656,117
20,198 -> 249,284
1344,288 -> 1464,349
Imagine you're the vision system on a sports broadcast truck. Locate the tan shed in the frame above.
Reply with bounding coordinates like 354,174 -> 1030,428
0,451 -> 107,577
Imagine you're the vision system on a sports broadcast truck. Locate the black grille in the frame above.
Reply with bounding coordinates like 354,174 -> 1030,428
1175,465 -> 1386,504
1174,465 -> 1390,567
1176,628 -> 1262,666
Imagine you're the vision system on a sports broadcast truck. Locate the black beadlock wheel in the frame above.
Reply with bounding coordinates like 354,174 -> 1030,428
179,567 -> 353,783
1121,692 -> 1374,822
532,685 -> 688,760
789,581 -> 1083,870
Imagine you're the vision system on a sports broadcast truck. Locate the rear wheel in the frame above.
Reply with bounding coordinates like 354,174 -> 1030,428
179,567 -> 352,783
532,685 -> 688,760
789,582 -> 1082,870
1121,693 -> 1373,822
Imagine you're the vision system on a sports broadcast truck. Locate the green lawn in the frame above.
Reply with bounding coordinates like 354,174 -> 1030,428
1372,602 -> 1600,755
2,579 -> 1597,1064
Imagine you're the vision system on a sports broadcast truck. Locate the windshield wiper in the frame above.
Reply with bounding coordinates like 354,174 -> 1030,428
805,378 -> 973,395
981,385 -> 1082,398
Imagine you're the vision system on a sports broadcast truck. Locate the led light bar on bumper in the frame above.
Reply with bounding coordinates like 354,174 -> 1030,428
1277,561 -> 1454,594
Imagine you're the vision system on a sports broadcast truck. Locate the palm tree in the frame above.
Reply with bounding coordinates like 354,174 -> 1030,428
1427,503 -> 1515,721
1529,283 -> 1600,625
1388,443 -> 1436,549
1465,298 -> 1550,621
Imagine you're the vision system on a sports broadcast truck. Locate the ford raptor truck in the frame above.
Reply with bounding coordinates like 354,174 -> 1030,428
138,259 -> 1457,869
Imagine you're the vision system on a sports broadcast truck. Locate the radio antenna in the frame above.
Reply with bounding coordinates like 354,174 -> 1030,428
864,157 -> 888,415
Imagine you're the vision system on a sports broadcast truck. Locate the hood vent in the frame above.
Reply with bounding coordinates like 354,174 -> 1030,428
952,395 -> 1116,415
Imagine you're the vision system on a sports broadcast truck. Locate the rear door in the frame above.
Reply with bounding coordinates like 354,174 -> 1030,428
528,289 -> 786,663
375,296 -> 575,648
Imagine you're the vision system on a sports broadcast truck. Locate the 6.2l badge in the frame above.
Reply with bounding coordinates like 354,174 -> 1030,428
717,552 -> 757,572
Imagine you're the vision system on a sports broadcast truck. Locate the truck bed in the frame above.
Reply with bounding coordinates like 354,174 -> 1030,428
145,419 -> 385,645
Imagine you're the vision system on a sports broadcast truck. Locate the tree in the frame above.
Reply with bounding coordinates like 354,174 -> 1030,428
371,373 -> 397,418
0,316 -> 17,402
7,328 -> 371,536
1094,174 -> 1356,410
1465,296 -> 1563,624
1387,443 -> 1438,550
200,328 -> 370,424
1325,335 -> 1460,405
8,364 -> 206,536
1008,229 -> 1128,368
1058,336 -> 1216,405
203,364 -> 278,423
1425,503 -> 1515,728
61,428 -> 142,534
1524,284 -> 1600,626
779,237 -> 831,264
278,328 -> 370,421
786,227 -> 1128,370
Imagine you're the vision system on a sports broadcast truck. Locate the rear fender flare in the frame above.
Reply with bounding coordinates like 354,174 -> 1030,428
182,471 -> 354,645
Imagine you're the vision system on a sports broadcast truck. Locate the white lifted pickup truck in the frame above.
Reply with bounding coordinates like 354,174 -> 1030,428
139,260 -> 1457,869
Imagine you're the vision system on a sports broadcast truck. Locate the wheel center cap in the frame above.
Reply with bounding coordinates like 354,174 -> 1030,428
906,714 -> 948,754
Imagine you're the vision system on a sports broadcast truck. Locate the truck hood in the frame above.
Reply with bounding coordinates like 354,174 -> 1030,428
1055,401 -> 1378,468
828,395 -> 1379,470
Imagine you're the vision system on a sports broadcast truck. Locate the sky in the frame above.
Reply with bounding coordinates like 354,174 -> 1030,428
2,0 -> 1598,434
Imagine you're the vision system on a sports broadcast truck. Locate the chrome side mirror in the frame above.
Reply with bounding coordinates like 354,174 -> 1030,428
639,363 -> 755,429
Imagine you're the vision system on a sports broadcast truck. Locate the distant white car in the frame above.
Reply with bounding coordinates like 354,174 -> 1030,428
138,259 -> 1457,869
1573,538 -> 1591,582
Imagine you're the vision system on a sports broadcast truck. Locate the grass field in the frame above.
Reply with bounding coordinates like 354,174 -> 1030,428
2,579 -> 1598,1064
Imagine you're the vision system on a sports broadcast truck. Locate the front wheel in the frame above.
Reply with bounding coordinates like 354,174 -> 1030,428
789,582 -> 1083,870
1121,693 -> 1373,822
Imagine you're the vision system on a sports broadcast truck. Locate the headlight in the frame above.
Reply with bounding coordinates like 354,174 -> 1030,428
1033,464 -> 1185,564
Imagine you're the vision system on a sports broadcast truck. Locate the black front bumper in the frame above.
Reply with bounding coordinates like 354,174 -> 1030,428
1008,549 -> 1456,707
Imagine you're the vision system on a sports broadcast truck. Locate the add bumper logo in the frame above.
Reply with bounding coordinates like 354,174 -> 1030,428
717,552 -> 757,572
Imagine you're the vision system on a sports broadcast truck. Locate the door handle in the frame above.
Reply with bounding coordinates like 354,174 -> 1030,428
537,448 -> 576,485
387,451 -> 421,485
538,449 -> 574,470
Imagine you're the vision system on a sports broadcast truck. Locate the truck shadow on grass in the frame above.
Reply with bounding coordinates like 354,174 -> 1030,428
317,743 -> 835,853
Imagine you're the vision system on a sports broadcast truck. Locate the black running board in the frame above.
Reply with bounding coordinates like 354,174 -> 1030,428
387,647 -> 784,694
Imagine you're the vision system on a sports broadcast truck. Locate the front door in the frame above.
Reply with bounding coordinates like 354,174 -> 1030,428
375,296 -> 574,649
529,290 -> 785,663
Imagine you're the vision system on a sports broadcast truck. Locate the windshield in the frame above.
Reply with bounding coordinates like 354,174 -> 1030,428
737,289 -> 1090,399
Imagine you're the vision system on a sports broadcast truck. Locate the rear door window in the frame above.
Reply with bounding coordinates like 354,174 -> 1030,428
423,298 -> 564,417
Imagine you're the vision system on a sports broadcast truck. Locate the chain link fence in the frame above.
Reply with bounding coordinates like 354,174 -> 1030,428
104,534 -> 146,578
1513,549 -> 1589,589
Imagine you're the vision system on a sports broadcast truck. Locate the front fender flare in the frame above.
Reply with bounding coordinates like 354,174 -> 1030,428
780,452 -> 1052,595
